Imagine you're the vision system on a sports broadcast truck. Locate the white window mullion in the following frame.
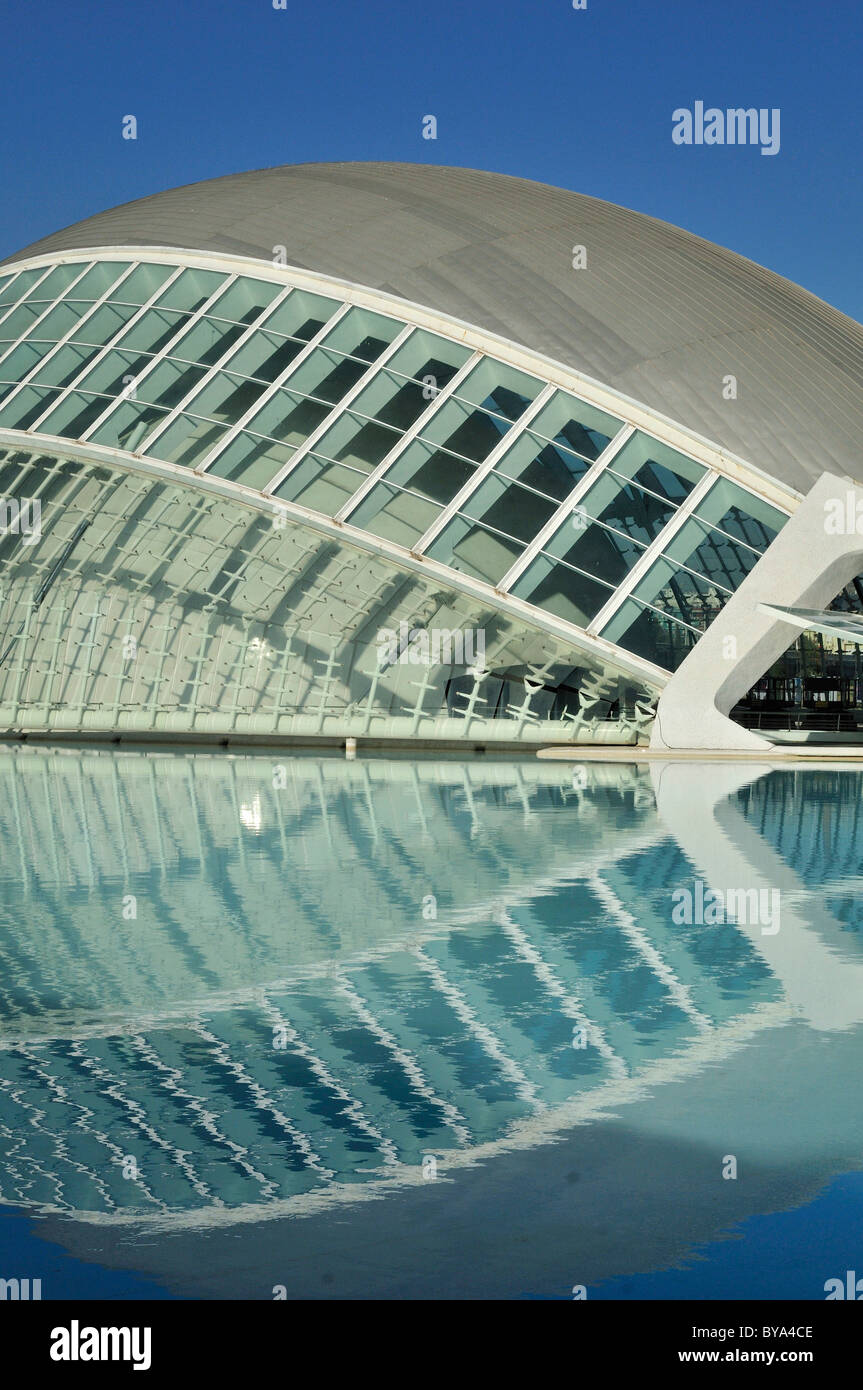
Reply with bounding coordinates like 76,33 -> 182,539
0,261 -> 140,402
261,323 -> 416,495
188,301 -> 355,476
77,273 -> 241,444
412,383 -> 558,556
586,468 -> 719,635
22,265 -> 187,434
0,264 -> 57,333
0,267 -> 25,315
497,423 -> 636,593
0,261 -> 96,374
128,283 -> 297,457
334,349 -> 483,523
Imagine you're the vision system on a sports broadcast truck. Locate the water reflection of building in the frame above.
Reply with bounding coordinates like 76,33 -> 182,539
2,749 -> 862,1244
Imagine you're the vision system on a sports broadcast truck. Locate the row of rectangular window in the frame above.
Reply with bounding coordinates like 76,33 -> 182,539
2,276 -> 624,460
0,381 -> 778,610
0,258 -> 794,679
0,267 -> 629,517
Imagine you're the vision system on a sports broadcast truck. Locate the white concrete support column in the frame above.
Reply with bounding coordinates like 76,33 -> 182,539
651,471 -> 863,751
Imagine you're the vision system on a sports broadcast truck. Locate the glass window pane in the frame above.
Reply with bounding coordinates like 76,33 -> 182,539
313,411 -> 400,471
0,302 -> 49,340
692,477 -> 786,552
274,455 -> 366,513
31,340 -> 107,389
0,378 -> 26,407
23,301 -> 97,342
68,301 -> 142,347
383,329 -> 471,387
452,359 -> 541,420
383,438 -> 475,505
661,515 -> 759,592
0,385 -> 61,430
156,268 -> 225,312
427,515 -> 523,583
0,270 -> 40,307
348,368 -> 436,433
144,413 -> 228,467
116,306 -> 193,354
65,261 -> 132,300
133,356 -> 212,411
624,555 -> 731,630
606,432 -> 704,502
262,289 -> 339,341
419,396 -> 510,462
349,481 -> 440,548
169,315 -> 250,369
32,390 -> 112,440
575,469 -> 678,543
529,391 -> 621,460
207,277 -> 280,326
25,263 -> 88,301
511,554 -> 614,627
319,306 -> 401,361
544,515 -> 647,586
601,597 -> 698,671
89,400 -> 170,451
110,262 -> 174,304
278,346 -> 368,404
460,472 -> 557,542
0,343 -> 44,396
206,433 -> 295,490
493,429 -> 590,499
243,389 -> 331,447
76,349 -> 175,403
163,368 -> 266,423
219,330 -> 305,383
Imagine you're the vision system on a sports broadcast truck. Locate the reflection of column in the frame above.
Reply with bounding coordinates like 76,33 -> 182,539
651,472 -> 863,750
651,760 -> 863,1029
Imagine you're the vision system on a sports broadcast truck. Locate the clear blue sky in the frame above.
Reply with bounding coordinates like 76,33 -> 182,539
2,0 -> 861,319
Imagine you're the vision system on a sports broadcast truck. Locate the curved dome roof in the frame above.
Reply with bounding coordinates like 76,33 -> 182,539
5,161 -> 862,494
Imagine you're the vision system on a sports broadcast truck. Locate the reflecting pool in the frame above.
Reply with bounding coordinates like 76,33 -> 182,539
1,746 -> 862,1299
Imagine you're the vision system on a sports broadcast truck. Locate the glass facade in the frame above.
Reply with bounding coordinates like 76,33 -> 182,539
0,445 -> 656,743
0,256 -> 791,683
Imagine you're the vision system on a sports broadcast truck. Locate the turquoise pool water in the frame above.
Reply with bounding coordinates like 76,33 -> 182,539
0,746 -> 862,1299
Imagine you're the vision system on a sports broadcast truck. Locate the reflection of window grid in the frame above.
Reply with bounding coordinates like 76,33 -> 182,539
0,255 -> 793,673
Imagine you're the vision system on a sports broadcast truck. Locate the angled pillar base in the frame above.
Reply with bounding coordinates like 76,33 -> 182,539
651,472 -> 863,752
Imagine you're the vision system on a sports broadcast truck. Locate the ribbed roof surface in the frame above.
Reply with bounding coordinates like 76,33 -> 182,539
6,162 -> 863,493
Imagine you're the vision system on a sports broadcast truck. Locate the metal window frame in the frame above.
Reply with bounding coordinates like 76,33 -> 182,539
184,301 -> 352,477
334,349 -> 483,523
0,264 -> 65,333
588,470 -> 719,635
122,282 -> 297,455
73,273 -> 242,443
259,322 -> 415,496
0,261 -> 102,373
4,247 -> 799,505
0,262 -> 143,404
7,266 -> 188,433
497,424 -> 636,592
412,383 -> 557,555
